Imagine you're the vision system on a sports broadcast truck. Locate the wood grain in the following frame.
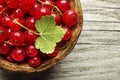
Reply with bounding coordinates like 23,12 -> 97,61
0,0 -> 120,80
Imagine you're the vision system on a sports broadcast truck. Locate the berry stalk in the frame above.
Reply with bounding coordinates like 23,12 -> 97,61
4,41 -> 26,46
37,0 -> 63,15
0,8 -> 6,14
13,19 -> 40,35
4,41 -> 13,45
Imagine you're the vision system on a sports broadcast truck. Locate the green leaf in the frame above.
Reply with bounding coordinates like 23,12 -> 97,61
35,16 -> 66,54
35,16 -> 55,34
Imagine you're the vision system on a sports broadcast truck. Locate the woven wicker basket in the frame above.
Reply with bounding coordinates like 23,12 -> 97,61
0,0 -> 83,72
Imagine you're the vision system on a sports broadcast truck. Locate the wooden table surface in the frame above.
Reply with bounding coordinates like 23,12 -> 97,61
0,0 -> 120,80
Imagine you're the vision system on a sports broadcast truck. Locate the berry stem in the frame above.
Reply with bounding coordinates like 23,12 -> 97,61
13,19 -> 40,35
4,41 -> 26,46
3,13 -> 8,17
54,6 -> 63,15
4,41 -> 13,45
37,0 -> 63,15
0,8 -> 6,14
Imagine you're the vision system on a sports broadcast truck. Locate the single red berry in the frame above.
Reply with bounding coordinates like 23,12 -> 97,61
48,48 -> 58,57
29,56 -> 41,67
28,2 -> 41,16
6,54 -> 14,62
10,14 -> 14,18
57,40 -> 66,47
2,16 -> 12,27
4,7 -> 13,15
35,7 -> 51,20
20,0 -> 37,10
12,8 -> 26,18
6,0 -> 19,9
0,13 -> 2,22
25,17 -> 36,30
0,5 -> 5,21
26,45 -> 38,57
24,30 -> 37,45
5,28 -> 11,40
62,10 -> 78,26
0,4 -> 5,12
10,31 -> 25,46
0,0 -> 6,4
39,51 -> 48,60
0,26 -> 6,43
11,47 -> 26,62
42,0 -> 55,11
56,0 -> 70,13
0,4 -> 4,21
62,26 -> 72,41
51,12 -> 61,25
9,18 -> 24,31
0,43 -> 11,55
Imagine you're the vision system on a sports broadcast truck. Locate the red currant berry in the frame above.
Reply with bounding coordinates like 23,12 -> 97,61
11,47 -> 26,62
20,0 -> 37,10
0,4 -> 5,12
51,12 -> 61,25
9,18 -> 24,31
28,2 -> 41,16
5,28 -> 11,40
4,7 -> 13,15
2,16 -> 12,27
62,10 -> 78,26
0,43 -> 11,55
29,56 -> 41,67
0,13 -> 2,22
24,30 -> 37,45
57,40 -> 66,47
6,0 -> 19,9
48,48 -> 58,57
62,26 -> 72,41
6,54 -> 14,62
35,7 -> 51,20
39,51 -> 48,60
12,8 -> 26,18
0,4 -> 4,21
10,31 -> 25,46
56,0 -> 70,13
25,17 -> 36,30
10,14 -> 14,18
42,0 -> 55,11
0,26 -> 6,43
26,45 -> 38,57
0,0 -> 6,5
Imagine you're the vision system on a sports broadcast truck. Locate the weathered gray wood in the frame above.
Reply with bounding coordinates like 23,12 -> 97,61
83,22 -> 120,30
78,31 -> 120,45
0,0 -> 120,80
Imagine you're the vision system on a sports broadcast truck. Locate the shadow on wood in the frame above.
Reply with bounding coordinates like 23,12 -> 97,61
0,67 -> 55,80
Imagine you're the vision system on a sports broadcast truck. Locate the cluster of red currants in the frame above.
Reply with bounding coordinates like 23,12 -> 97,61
0,0 -> 78,67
